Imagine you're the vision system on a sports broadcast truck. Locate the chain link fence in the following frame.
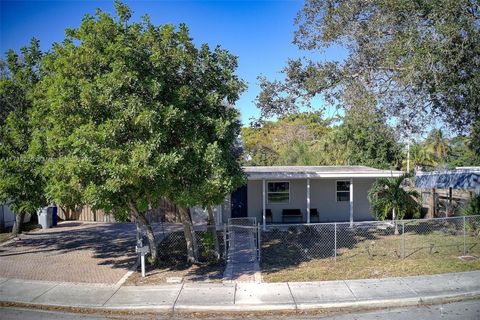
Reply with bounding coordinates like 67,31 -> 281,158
134,222 -> 226,265
261,215 -> 480,269
134,215 -> 479,279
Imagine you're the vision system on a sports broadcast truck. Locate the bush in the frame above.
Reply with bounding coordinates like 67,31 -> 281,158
461,194 -> 480,216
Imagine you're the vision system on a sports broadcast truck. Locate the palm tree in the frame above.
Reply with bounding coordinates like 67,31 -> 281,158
407,143 -> 435,170
368,175 -> 421,234
426,129 -> 451,164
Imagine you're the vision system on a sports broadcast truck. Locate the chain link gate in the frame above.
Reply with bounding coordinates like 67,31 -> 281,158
224,217 -> 261,263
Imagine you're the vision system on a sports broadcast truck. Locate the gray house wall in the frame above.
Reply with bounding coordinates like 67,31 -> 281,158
352,178 -> 376,221
242,178 -> 376,223
0,203 -> 31,229
310,179 -> 349,222
247,180 -> 262,222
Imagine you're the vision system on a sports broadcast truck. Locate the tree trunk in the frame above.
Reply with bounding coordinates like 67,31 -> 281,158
12,212 -> 26,237
179,207 -> 199,263
129,203 -> 158,265
207,207 -> 220,260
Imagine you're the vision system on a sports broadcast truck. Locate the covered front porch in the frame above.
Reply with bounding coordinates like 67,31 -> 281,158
231,166 -> 404,229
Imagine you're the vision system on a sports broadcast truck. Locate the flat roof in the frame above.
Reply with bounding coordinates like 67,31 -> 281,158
243,166 -> 404,180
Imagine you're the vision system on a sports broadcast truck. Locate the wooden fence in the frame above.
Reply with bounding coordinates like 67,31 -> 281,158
419,188 -> 473,218
57,198 -> 181,223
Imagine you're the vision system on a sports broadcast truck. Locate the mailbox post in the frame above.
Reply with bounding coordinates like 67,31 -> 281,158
136,244 -> 149,277
135,222 -> 149,278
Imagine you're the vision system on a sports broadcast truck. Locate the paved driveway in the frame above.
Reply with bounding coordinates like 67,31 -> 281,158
0,222 -> 137,284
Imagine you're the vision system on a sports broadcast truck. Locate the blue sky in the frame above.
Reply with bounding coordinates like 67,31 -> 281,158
1,0 -> 343,125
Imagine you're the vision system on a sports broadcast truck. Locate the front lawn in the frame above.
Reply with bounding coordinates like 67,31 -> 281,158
261,221 -> 480,282
0,222 -> 40,244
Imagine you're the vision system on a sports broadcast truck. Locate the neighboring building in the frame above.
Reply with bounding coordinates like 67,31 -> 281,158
415,167 -> 480,217
415,167 -> 480,193
0,203 -> 31,230
221,166 -> 403,228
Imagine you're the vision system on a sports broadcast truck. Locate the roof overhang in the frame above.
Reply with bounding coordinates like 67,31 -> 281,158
244,166 -> 404,180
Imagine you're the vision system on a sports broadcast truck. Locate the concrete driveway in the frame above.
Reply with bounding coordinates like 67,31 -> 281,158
0,222 -> 137,284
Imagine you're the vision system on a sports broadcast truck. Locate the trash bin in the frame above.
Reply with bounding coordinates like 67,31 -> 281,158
51,206 -> 58,227
38,207 -> 53,229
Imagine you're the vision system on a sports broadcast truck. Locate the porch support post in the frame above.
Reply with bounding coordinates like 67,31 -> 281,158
262,179 -> 266,231
307,178 -> 311,224
349,178 -> 354,227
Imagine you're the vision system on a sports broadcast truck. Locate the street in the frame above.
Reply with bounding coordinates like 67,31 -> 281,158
1,300 -> 480,320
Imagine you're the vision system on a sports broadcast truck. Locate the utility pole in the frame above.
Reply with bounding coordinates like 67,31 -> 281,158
407,142 -> 410,173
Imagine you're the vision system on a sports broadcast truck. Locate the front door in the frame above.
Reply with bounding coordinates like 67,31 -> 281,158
231,185 -> 248,218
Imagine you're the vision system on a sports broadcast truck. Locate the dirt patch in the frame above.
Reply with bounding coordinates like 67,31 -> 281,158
125,261 -> 225,285
125,230 -> 225,285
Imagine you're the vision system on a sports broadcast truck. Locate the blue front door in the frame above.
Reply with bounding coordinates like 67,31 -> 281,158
231,185 -> 248,218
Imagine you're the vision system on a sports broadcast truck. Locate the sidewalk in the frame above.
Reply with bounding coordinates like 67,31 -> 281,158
1,271 -> 479,312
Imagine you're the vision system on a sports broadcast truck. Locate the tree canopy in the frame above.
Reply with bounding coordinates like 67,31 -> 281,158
241,110 -> 402,169
0,39 -> 46,236
32,1 -> 246,262
256,0 -> 480,153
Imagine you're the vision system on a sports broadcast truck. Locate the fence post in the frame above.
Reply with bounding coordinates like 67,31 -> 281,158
223,223 -> 227,260
463,216 -> 467,256
402,221 -> 405,259
334,223 -> 337,261
258,222 -> 261,263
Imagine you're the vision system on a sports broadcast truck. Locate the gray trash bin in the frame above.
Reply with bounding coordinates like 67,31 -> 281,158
38,207 -> 52,229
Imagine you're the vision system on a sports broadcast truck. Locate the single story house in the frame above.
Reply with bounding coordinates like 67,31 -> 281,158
221,166 -> 403,228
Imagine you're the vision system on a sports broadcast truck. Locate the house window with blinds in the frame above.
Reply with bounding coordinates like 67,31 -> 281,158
267,181 -> 290,204
336,180 -> 350,202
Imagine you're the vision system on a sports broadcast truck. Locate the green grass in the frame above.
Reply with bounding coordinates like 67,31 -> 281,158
261,224 -> 480,282
0,222 -> 41,244
0,232 -> 13,244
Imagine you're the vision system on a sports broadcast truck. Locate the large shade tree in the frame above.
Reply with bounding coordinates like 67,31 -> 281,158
166,136 -> 245,262
257,0 -> 480,153
332,109 -> 403,169
33,1 -> 246,264
0,39 -> 47,236
241,110 -> 402,169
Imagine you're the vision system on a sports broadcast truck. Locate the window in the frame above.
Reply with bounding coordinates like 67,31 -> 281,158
336,180 -> 350,202
268,181 -> 289,204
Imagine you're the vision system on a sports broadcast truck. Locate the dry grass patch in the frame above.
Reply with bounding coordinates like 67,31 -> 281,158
261,223 -> 480,282
0,232 -> 13,244
125,261 -> 225,285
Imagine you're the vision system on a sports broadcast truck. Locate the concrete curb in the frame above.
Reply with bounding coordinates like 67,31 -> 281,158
295,291 -> 480,311
2,291 -> 479,314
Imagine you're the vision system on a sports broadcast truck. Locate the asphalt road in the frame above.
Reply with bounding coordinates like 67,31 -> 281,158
1,300 -> 480,319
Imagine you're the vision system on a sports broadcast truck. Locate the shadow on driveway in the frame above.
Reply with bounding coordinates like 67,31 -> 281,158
0,222 -> 137,283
